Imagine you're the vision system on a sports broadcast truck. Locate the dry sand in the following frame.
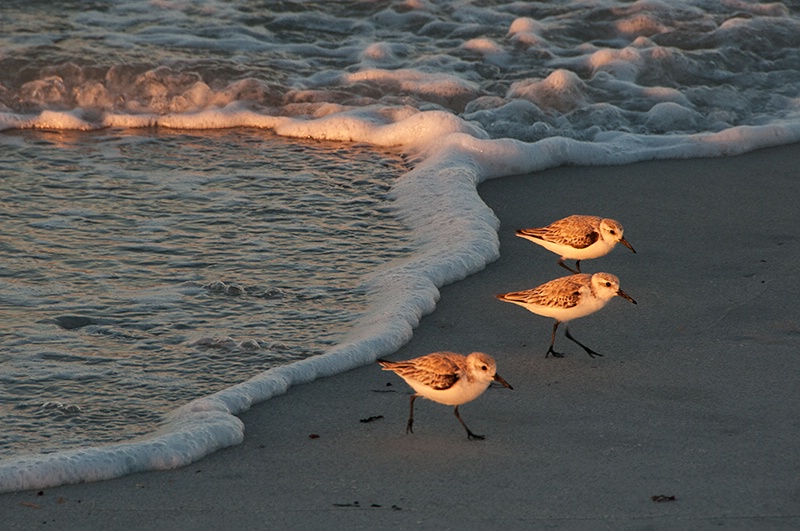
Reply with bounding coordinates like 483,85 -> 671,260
3,143 -> 800,530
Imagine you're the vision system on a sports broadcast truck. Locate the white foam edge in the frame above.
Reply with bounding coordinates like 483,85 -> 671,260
2,107 -> 800,493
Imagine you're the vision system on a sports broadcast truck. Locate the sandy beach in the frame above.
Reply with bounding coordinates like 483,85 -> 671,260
3,142 -> 800,530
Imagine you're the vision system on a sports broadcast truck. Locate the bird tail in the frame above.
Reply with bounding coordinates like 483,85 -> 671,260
515,228 -> 545,240
377,359 -> 394,369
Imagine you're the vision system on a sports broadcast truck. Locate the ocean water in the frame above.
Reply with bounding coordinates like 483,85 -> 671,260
0,129 -> 411,456
2,0 -> 800,492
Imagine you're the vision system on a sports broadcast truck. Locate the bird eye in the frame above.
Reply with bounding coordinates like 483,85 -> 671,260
481,365 -> 488,371
605,282 -> 611,287
609,230 -> 616,235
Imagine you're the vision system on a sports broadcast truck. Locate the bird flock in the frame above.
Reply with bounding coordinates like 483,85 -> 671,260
379,214 -> 637,439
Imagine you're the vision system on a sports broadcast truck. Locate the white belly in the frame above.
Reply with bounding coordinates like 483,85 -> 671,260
408,379 -> 491,406
529,295 -> 608,322
535,238 -> 613,261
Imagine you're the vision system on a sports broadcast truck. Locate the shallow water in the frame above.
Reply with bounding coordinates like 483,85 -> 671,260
0,129 -> 411,456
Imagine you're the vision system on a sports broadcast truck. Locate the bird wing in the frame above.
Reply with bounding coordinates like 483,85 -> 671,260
379,352 -> 463,390
498,275 -> 589,310
517,215 -> 601,249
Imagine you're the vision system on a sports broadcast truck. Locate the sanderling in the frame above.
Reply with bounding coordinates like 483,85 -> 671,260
516,215 -> 636,273
378,351 -> 513,440
496,272 -> 636,358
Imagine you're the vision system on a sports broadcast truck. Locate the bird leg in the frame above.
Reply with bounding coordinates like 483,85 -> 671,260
558,259 -> 579,274
546,321 -> 566,358
454,405 -> 484,440
565,326 -> 603,358
406,395 -> 418,434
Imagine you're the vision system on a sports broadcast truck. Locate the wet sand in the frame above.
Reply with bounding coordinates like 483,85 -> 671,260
3,143 -> 800,529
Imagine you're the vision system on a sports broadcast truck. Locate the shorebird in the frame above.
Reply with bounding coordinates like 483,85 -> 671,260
496,272 -> 636,358
516,215 -> 636,273
378,351 -> 513,440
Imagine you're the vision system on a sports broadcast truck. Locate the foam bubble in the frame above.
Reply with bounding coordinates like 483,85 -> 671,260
587,47 -> 644,81
508,17 -> 547,47
644,102 -> 702,133
360,42 -> 403,65
508,70 -> 587,113
343,68 -> 481,111
462,38 -> 504,56
615,14 -> 668,38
